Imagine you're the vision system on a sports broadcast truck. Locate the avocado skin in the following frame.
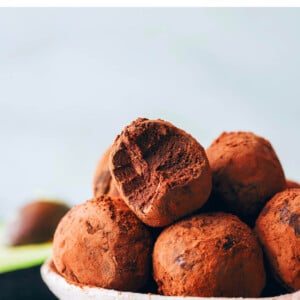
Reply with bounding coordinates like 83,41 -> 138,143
7,200 -> 70,246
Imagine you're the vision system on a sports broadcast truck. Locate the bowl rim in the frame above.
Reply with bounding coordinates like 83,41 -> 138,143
41,258 -> 300,300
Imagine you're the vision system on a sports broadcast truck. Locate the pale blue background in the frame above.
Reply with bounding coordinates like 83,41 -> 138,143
1,8 -> 300,216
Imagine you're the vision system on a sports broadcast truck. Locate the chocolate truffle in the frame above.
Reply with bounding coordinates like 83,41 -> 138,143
153,213 -> 266,297
109,118 -> 212,227
52,195 -> 152,291
256,189 -> 300,291
206,132 -> 285,223
93,147 -> 119,197
5,200 -> 69,246
286,179 -> 300,189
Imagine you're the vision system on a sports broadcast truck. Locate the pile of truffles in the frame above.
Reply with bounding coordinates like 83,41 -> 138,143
52,118 -> 300,297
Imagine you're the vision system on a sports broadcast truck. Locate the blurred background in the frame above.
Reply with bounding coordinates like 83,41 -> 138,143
1,8 -> 300,218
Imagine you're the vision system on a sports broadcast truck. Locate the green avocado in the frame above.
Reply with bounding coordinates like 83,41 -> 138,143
0,224 -> 52,274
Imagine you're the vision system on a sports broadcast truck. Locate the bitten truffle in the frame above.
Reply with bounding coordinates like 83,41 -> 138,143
109,118 -> 212,227
52,196 -> 152,291
93,147 -> 120,197
206,132 -> 286,224
153,213 -> 266,297
5,200 -> 69,246
256,189 -> 300,291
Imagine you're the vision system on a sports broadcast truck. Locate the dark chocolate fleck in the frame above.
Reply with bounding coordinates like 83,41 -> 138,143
289,214 -> 300,236
280,206 -> 290,224
174,254 -> 192,270
223,235 -> 235,250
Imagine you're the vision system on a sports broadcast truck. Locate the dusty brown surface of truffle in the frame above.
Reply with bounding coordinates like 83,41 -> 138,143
286,180 -> 300,189
153,213 -> 266,297
256,189 -> 300,291
52,195 -> 152,291
93,147 -> 120,197
109,118 -> 212,227
206,131 -> 286,224
6,200 -> 69,246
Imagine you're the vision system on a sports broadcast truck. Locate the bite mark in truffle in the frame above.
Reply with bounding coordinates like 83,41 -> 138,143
109,118 -> 212,227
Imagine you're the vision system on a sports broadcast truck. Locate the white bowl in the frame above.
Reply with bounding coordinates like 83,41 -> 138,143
41,259 -> 300,300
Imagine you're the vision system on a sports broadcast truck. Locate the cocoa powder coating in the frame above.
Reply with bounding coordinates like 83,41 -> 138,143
153,213 -> 266,297
109,118 -> 212,227
93,147 -> 120,197
52,196 -> 152,291
256,188 -> 300,291
286,180 -> 300,189
206,131 -> 286,224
